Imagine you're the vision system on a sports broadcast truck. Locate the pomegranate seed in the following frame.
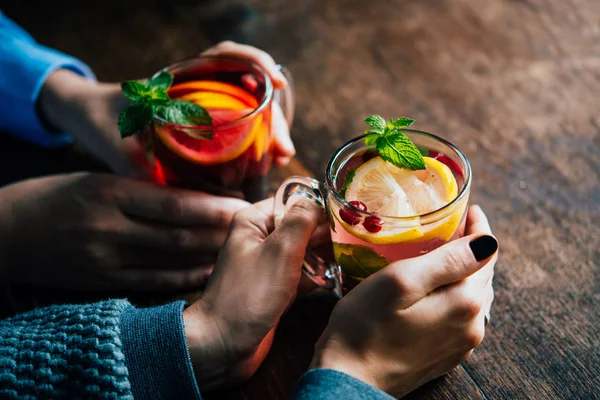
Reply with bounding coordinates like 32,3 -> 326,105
339,208 -> 361,225
349,200 -> 368,212
363,216 -> 383,233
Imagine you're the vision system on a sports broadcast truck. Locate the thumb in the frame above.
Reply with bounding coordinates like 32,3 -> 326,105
264,197 -> 324,268
389,234 -> 498,308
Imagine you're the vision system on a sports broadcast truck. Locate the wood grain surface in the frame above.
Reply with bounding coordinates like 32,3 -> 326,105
1,0 -> 599,399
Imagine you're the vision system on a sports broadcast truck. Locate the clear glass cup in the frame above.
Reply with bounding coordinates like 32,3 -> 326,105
144,55 -> 294,202
274,130 -> 471,297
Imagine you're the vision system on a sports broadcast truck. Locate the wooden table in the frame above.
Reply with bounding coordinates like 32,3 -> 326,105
2,0 -> 599,399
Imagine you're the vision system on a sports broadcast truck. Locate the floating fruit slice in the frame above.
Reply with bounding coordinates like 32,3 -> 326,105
168,81 -> 259,108
180,92 -> 249,111
333,243 -> 390,280
341,156 -> 462,244
250,120 -> 270,161
154,109 -> 257,165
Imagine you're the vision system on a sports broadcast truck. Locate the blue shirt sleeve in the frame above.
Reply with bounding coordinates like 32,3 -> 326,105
292,369 -> 395,400
0,11 -> 95,147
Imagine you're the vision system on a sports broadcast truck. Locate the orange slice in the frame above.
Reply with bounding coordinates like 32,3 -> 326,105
168,81 -> 259,108
180,92 -> 249,111
154,109 -> 257,165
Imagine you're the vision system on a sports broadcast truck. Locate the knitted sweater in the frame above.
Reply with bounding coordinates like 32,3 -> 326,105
0,299 -> 394,400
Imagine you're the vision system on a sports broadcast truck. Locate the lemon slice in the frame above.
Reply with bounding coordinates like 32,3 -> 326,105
342,156 -> 462,244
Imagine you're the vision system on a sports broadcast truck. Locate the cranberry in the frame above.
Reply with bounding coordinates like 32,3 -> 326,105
349,200 -> 368,212
339,207 -> 361,225
363,216 -> 383,233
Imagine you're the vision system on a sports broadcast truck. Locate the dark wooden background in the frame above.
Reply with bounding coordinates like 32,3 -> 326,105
1,0 -> 599,399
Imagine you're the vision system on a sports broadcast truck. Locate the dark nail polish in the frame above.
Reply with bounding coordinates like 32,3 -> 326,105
469,235 -> 498,261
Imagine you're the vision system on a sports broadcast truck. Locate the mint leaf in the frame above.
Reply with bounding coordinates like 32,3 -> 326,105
121,81 -> 153,102
118,102 -> 153,137
118,72 -> 212,138
155,99 -> 212,127
364,129 -> 382,135
363,114 -> 425,170
388,117 -> 415,129
376,133 -> 426,170
148,71 -> 173,91
333,243 -> 389,279
340,168 -> 355,197
365,134 -> 379,146
364,115 -> 386,130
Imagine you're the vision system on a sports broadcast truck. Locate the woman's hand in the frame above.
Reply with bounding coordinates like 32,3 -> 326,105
0,172 -> 249,291
38,41 -> 295,177
310,205 -> 498,398
184,197 -> 324,390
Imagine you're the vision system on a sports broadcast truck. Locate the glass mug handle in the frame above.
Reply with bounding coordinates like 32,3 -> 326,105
274,176 -> 344,298
274,65 -> 295,126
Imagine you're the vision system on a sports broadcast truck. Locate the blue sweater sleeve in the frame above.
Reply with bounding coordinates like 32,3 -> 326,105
292,369 -> 395,400
0,11 -> 95,147
0,299 -> 202,399
120,301 -> 202,400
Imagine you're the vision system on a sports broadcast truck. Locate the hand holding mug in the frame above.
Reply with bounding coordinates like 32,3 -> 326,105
310,205 -> 498,398
184,197 -> 323,390
38,41 -> 295,180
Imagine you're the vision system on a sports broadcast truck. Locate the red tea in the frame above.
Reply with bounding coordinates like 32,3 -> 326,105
149,60 -> 273,201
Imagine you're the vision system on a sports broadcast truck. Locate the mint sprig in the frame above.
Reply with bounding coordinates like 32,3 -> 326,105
118,71 -> 212,138
363,115 -> 425,170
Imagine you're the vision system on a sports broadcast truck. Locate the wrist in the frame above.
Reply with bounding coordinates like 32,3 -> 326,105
183,300 -> 237,390
310,333 -> 389,395
38,69 -> 98,133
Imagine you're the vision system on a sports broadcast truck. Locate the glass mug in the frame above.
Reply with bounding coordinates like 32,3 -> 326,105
145,55 -> 294,202
274,131 -> 472,297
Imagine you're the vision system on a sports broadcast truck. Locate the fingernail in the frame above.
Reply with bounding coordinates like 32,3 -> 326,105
469,235 -> 498,261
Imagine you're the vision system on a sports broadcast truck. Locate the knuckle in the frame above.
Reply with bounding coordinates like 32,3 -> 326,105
231,207 -> 252,228
463,325 -> 485,349
457,293 -> 483,319
285,200 -> 317,227
161,196 -> 185,220
390,272 -> 414,295
217,40 -> 236,49
83,244 -> 115,270
168,229 -> 193,250
216,207 -> 236,227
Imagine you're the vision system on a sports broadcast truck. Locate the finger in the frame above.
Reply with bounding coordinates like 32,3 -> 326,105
388,234 -> 498,309
202,41 -> 287,89
223,198 -> 277,250
465,205 -> 492,236
115,181 -> 249,227
264,197 -> 324,268
120,247 -> 219,269
120,218 -> 229,252
111,266 -> 213,292
416,258 -> 495,326
271,102 -> 295,165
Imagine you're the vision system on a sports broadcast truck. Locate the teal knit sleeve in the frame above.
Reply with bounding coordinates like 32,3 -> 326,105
0,299 -> 134,399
